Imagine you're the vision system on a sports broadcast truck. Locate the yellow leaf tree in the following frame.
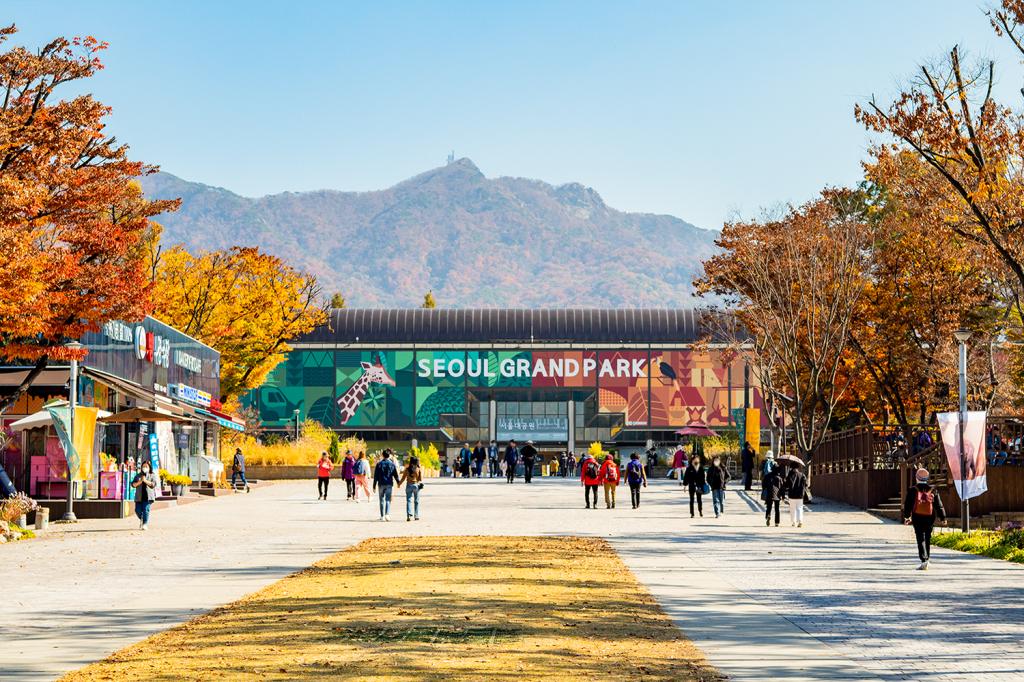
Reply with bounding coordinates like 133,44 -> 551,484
153,246 -> 328,403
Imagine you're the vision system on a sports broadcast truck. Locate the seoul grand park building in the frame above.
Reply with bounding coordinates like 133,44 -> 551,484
241,309 -> 766,459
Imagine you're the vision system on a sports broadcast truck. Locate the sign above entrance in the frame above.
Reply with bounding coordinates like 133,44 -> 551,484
417,356 -> 646,381
496,416 -> 568,443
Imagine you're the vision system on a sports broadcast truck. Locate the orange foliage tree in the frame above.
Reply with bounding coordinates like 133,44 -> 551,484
0,25 -> 177,412
152,246 -> 328,404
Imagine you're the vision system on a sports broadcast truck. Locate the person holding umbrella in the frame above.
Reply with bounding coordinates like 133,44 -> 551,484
761,452 -> 784,527
778,454 -> 808,527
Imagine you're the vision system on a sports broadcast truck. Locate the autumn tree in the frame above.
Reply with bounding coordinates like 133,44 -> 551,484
422,291 -> 437,309
696,194 -> 871,461
0,26 -> 177,412
329,292 -> 346,309
153,246 -> 327,404
843,152 -> 996,440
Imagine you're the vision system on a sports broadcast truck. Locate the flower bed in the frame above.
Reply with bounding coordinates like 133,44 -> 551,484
932,524 -> 1024,564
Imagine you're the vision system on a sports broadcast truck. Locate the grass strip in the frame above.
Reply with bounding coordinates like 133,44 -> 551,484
61,536 -> 721,681
932,529 -> 1024,564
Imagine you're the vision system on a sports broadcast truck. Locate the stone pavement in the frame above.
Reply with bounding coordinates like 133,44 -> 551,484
1,477 -> 1021,681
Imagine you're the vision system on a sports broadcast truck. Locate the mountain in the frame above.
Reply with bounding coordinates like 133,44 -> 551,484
140,159 -> 719,308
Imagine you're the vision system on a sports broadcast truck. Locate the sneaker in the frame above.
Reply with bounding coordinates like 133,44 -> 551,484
917,561 -> 928,570
775,523 -> 780,527
407,515 -> 412,522
585,504 -> 590,509
766,519 -> 771,526
715,513 -> 720,518
414,516 -> 420,520
699,512 -> 703,517
246,485 -> 251,493
139,520 -> 145,530
798,522 -> 803,528
384,515 -> 390,522
142,524 -> 148,531
380,516 -> 386,521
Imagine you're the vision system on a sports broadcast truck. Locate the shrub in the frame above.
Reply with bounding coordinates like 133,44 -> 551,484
0,492 -> 38,525
410,443 -> 441,470
224,422 -> 366,467
932,529 -> 1024,565
328,433 -> 341,463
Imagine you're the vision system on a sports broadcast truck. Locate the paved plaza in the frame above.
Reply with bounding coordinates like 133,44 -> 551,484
2,478 -> 1022,681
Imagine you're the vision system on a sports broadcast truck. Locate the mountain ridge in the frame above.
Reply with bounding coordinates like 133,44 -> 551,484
141,158 -> 719,308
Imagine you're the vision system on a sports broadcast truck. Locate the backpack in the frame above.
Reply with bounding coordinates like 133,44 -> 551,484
913,489 -> 934,516
585,459 -> 599,479
627,460 -> 642,481
604,463 -> 618,482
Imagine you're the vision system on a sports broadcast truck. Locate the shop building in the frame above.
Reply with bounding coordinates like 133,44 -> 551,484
0,316 -> 242,517
243,309 -> 764,459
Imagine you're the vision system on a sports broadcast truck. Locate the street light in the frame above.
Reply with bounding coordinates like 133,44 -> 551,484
954,328 -> 972,533
63,340 -> 83,522
293,409 -> 301,442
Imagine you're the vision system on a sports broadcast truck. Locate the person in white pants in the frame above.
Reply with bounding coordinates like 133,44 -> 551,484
784,461 -> 808,528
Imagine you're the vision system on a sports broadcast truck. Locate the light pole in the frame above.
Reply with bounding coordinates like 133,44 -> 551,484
954,328 -> 972,533
63,340 -> 83,522
293,409 -> 300,442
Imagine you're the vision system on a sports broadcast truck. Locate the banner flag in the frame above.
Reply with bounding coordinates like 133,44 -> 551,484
44,405 -> 99,482
937,410 -> 988,501
745,408 -> 760,454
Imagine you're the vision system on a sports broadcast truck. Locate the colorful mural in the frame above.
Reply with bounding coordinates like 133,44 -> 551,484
243,348 -> 763,431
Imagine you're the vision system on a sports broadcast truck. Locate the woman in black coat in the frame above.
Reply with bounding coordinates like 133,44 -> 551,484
682,455 -> 707,518
762,464 -> 785,527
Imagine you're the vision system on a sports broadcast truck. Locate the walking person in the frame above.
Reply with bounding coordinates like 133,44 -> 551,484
400,455 -> 424,521
472,441 -> 487,478
671,444 -> 687,484
521,441 -> 538,483
231,447 -> 250,493
566,451 -> 577,478
683,455 -> 706,518
902,468 -> 947,570
354,451 -> 372,502
317,451 -> 334,500
626,452 -> 647,508
600,453 -> 620,509
741,441 -> 756,491
783,458 -> 808,527
761,455 -> 784,527
580,450 -> 601,509
488,440 -> 500,478
558,451 -> 567,477
131,460 -> 157,530
458,442 -> 472,478
342,450 -> 356,500
372,449 -> 401,521
504,440 -> 520,483
549,454 -> 559,477
707,455 -> 730,518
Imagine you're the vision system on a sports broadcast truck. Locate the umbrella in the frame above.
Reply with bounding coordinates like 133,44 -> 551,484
675,425 -> 718,438
10,405 -> 112,431
776,454 -> 805,467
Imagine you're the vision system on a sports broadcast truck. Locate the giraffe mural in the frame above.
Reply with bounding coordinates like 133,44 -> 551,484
336,359 -> 396,425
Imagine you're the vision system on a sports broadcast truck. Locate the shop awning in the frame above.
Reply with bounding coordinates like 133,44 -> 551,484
98,407 -> 190,423
81,367 -> 157,405
0,367 -> 70,387
10,405 -> 112,431
195,408 -> 245,431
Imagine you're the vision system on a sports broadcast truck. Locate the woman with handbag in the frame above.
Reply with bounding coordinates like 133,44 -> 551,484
354,452 -> 372,502
400,455 -> 424,521
682,455 -> 706,518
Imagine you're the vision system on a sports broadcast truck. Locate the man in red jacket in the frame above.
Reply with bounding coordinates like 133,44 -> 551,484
600,453 -> 621,509
580,452 -> 602,509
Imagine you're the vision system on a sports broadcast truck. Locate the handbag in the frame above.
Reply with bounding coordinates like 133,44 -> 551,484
417,482 -> 424,490
803,488 -> 813,503
701,483 -> 711,495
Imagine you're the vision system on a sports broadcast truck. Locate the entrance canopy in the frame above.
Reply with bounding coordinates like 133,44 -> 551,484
98,407 -> 190,423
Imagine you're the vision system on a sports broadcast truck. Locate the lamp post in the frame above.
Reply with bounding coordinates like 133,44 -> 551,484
293,409 -> 300,442
954,328 -> 972,533
63,340 -> 83,522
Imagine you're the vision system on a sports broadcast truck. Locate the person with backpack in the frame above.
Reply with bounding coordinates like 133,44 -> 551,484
372,449 -> 401,521
354,451 -> 372,502
231,447 -> 250,493
399,455 -> 424,521
671,445 -> 687,484
558,451 -> 567,478
521,441 -> 538,483
316,451 -> 334,500
341,450 -> 356,500
682,455 -> 707,518
566,451 -> 577,478
741,441 -> 756,491
504,440 -> 520,484
599,453 -> 620,509
783,460 -> 808,527
902,468 -> 947,570
762,461 -> 784,527
706,455 -> 730,518
625,452 -> 647,509
580,451 -> 602,509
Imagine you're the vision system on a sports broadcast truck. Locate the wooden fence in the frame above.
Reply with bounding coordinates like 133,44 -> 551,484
809,427 -> 901,509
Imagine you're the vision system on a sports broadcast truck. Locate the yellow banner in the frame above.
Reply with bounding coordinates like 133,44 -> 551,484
745,408 -> 760,455
73,407 -> 98,481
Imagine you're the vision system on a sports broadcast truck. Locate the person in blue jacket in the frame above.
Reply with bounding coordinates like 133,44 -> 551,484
504,440 -> 520,484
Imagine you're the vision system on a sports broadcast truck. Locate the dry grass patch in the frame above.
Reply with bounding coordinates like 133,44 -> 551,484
62,536 -> 721,681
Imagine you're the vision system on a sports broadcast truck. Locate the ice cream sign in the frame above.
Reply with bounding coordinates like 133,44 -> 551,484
417,355 -> 647,380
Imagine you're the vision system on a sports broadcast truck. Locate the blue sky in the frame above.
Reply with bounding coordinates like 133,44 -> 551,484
7,1 -> 1022,229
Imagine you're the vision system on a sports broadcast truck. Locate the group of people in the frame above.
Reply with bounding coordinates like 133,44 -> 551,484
577,450 -> 649,509
315,450 -> 373,502
758,451 -> 809,527
313,449 -> 424,521
446,440 -> 583,481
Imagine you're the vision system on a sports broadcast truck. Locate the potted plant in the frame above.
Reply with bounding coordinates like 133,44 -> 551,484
158,470 -> 192,496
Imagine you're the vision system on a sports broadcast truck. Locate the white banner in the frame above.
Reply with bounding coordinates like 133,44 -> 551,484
937,411 -> 988,501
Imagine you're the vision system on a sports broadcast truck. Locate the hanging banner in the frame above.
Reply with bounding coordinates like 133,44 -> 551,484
744,408 -> 760,454
44,405 -> 99,482
937,410 -> 988,501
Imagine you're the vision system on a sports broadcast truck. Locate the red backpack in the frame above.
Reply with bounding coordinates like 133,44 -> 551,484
913,489 -> 934,516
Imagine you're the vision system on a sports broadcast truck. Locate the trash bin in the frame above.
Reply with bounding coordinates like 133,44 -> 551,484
35,506 -> 49,531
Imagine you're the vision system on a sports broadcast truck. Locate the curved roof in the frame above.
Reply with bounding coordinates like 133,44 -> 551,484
297,308 -> 731,345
